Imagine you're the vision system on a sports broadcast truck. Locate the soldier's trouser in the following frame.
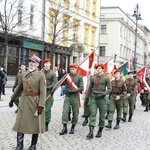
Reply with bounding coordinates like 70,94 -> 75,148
106,96 -> 110,112
144,93 -> 150,107
89,96 -> 106,127
45,92 -> 54,123
62,94 -> 79,125
128,95 -> 135,115
108,98 -> 123,121
122,98 -> 128,115
83,99 -> 90,117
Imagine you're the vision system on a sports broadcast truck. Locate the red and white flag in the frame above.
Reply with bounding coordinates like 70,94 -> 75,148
77,49 -> 95,94
136,65 -> 150,93
66,74 -> 83,107
103,55 -> 117,74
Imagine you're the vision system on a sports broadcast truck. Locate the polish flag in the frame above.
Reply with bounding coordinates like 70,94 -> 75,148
103,55 -> 117,74
77,49 -> 95,95
136,65 -> 150,93
66,74 -> 83,107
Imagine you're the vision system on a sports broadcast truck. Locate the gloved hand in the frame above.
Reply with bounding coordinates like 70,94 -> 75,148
38,107 -> 44,115
66,89 -> 76,94
95,93 -> 105,100
85,97 -> 89,105
9,100 -> 14,108
12,87 -> 15,92
50,88 -> 55,95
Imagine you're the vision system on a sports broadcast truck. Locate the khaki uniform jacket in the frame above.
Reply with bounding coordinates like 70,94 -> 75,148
86,74 -> 112,97
11,70 -> 46,134
125,78 -> 136,96
13,72 -> 22,89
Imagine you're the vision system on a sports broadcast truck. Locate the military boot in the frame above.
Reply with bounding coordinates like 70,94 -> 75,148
144,107 -> 148,112
27,134 -> 38,150
128,115 -> 132,122
114,120 -> 120,129
82,117 -> 88,126
69,125 -> 75,134
95,127 -> 103,138
121,113 -> 127,122
15,132 -> 24,150
86,126 -> 94,139
60,124 -> 67,135
45,122 -> 49,131
105,120 -> 112,129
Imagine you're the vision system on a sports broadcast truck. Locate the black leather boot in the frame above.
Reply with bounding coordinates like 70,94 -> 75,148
105,120 -> 112,129
69,125 -> 75,134
114,120 -> 120,129
144,107 -> 148,112
86,126 -> 94,139
28,134 -> 38,150
82,117 -> 88,126
128,115 -> 132,122
95,127 -> 103,138
15,132 -> 24,150
121,113 -> 127,122
45,122 -> 49,131
60,124 -> 67,135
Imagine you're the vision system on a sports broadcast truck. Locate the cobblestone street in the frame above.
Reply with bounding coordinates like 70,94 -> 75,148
0,87 -> 150,150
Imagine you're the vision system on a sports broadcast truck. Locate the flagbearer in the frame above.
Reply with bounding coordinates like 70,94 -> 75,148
85,64 -> 111,139
42,58 -> 57,131
105,70 -> 126,129
124,70 -> 136,122
57,64 -> 83,135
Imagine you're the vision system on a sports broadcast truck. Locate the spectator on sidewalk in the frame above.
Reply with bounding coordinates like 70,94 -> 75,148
0,65 -> 5,101
1,65 -> 7,95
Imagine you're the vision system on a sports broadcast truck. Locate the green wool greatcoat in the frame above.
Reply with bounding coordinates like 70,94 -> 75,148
11,70 -> 46,134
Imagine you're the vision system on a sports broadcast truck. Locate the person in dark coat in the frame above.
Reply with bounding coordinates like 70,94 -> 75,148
0,65 -> 5,101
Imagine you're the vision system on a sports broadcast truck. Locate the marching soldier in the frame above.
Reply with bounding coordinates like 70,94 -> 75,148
42,58 -> 57,131
105,70 -> 126,129
9,55 -> 46,150
12,62 -> 26,113
143,72 -> 150,112
85,63 -> 112,139
58,63 -> 83,135
123,70 -> 136,122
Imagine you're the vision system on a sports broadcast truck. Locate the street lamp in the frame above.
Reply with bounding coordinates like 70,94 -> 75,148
132,3 -> 142,71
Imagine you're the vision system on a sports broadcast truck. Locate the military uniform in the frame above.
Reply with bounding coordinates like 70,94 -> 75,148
106,74 -> 126,129
86,63 -> 111,139
124,74 -> 136,122
42,67 -> 57,130
143,76 -> 150,111
9,55 -> 46,150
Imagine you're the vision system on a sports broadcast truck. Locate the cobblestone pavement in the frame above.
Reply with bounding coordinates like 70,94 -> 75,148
0,88 -> 150,150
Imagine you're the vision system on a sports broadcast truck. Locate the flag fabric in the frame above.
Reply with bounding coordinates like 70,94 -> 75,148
65,74 -> 83,107
77,50 -> 95,94
136,65 -> 150,93
103,55 -> 117,74
118,58 -> 133,78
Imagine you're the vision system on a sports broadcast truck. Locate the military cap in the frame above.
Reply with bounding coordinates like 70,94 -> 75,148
29,55 -> 41,63
114,69 -> 122,74
43,58 -> 50,63
95,63 -> 104,69
20,62 -> 26,66
128,70 -> 134,74
69,63 -> 78,68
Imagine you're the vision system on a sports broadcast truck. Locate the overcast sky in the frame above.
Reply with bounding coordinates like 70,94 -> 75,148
101,0 -> 150,30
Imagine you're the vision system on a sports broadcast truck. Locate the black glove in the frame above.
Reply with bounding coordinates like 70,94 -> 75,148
50,88 -> 55,95
9,100 -> 14,108
85,97 -> 89,105
12,87 -> 15,92
95,93 -> 105,100
66,89 -> 76,94
38,107 -> 44,115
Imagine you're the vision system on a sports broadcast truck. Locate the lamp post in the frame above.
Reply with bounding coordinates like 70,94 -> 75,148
132,3 -> 142,71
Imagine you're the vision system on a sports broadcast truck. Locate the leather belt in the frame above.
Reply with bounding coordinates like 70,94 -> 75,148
23,92 -> 40,96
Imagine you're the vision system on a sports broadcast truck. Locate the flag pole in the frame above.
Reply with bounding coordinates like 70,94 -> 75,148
118,58 -> 132,69
103,54 -> 117,65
